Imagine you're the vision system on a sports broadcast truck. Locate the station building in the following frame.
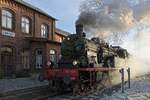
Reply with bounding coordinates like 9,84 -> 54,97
0,0 -> 70,78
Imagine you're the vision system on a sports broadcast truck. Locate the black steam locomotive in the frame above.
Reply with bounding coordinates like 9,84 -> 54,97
45,24 -> 128,94
59,24 -> 128,68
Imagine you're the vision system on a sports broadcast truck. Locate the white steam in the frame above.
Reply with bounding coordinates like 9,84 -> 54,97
122,21 -> 150,77
77,0 -> 150,77
77,0 -> 150,39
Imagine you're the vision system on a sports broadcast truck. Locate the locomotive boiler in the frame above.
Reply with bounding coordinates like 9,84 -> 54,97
59,24 -> 128,68
44,24 -> 128,94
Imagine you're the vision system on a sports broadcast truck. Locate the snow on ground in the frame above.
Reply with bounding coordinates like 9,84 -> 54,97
50,74 -> 150,100
81,74 -> 150,100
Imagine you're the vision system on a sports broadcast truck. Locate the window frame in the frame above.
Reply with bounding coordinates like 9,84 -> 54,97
1,9 -> 15,30
55,34 -> 63,42
35,49 -> 43,69
21,16 -> 31,34
41,24 -> 49,38
21,49 -> 30,69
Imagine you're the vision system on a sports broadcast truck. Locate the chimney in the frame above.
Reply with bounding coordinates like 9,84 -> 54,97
76,24 -> 84,37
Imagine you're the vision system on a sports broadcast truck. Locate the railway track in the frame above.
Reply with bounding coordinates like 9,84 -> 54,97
49,82 -> 125,100
0,85 -> 59,100
0,70 -> 131,100
0,80 -> 127,100
51,73 -> 150,100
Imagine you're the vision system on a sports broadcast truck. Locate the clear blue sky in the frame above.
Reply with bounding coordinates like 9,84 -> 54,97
24,0 -> 83,33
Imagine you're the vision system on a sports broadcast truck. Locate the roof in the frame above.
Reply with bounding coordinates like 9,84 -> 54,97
14,0 -> 57,20
55,28 -> 71,36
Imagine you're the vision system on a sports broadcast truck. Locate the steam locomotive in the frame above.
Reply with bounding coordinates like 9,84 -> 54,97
44,24 -> 128,93
59,24 -> 127,68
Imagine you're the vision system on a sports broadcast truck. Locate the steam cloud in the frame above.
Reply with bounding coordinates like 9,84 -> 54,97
77,0 -> 150,77
123,21 -> 150,77
76,0 -> 150,39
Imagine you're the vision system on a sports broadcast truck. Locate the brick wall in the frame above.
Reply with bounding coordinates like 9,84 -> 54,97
0,0 -> 59,78
0,0 -> 55,39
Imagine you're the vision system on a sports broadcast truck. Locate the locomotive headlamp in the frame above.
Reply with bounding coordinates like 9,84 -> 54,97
47,61 -> 52,67
67,37 -> 70,40
73,60 -> 78,66
47,61 -> 54,68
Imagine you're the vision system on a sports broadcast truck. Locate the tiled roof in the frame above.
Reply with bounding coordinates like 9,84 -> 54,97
14,0 -> 56,20
56,28 -> 71,36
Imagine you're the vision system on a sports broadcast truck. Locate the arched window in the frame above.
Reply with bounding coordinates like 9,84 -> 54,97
2,9 -> 14,29
21,17 -> 31,33
41,24 -> 48,38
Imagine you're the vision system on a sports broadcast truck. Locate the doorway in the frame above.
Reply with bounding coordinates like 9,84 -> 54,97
1,47 -> 14,78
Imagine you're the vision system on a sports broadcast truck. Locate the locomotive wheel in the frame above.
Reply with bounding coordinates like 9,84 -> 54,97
73,83 -> 79,96
48,80 -> 54,89
80,83 -> 85,92
56,81 -> 63,92
101,72 -> 112,88
51,79 -> 63,92
80,82 -> 90,92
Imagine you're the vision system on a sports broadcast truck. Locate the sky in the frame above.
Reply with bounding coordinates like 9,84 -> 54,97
24,0 -> 83,33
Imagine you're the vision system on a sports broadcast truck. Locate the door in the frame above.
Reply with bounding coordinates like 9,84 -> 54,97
1,51 -> 14,78
21,50 -> 30,69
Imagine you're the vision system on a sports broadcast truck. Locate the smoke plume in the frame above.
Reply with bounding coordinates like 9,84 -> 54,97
77,0 -> 150,77
76,0 -> 150,39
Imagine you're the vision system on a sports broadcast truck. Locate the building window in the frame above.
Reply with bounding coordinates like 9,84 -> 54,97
55,34 -> 63,42
21,50 -> 30,69
2,10 -> 14,29
35,49 -> 43,69
21,17 -> 30,33
49,49 -> 57,65
41,24 -> 48,38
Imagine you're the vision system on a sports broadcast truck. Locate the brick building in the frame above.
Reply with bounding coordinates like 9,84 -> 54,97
0,0 -> 70,78
55,28 -> 70,43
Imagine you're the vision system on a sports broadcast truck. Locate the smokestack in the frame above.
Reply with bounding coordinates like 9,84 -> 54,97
76,24 -> 84,37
